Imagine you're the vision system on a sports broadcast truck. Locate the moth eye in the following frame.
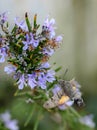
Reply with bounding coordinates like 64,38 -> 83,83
74,99 -> 85,107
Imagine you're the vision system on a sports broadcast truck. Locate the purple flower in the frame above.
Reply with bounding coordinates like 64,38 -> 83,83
22,34 -> 29,50
5,120 -> 19,130
79,115 -> 95,128
37,72 -> 47,89
0,111 -> 11,122
39,62 -> 50,69
17,74 -> 27,89
4,65 -> 17,74
58,100 -> 74,110
0,47 -> 7,63
14,17 -> 28,31
43,17 -> 56,39
52,84 -> 61,95
37,70 -> 55,89
42,47 -> 54,56
28,73 -> 37,89
0,111 -> 19,130
13,71 -> 22,80
55,35 -> 63,43
0,12 -> 8,24
22,33 -> 39,50
45,70 -> 55,83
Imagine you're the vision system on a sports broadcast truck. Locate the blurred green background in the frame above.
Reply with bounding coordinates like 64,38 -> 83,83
0,0 -> 97,129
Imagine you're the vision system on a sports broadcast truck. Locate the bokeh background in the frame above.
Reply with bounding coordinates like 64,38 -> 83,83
0,0 -> 97,129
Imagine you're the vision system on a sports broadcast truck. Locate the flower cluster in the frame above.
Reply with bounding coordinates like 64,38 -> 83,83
0,111 -> 19,130
0,12 -> 62,89
43,78 -> 84,110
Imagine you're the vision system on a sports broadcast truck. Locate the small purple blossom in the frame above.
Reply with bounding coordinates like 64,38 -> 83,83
37,72 -> 47,89
43,47 -> 54,56
37,70 -> 55,89
0,47 -> 7,63
52,84 -> 61,95
0,111 -> 19,130
45,70 -> 55,83
22,33 -> 39,50
4,65 -> 17,74
17,74 -> 27,89
79,115 -> 95,128
22,34 -> 29,50
58,100 -> 74,110
43,17 -> 56,39
14,17 -> 28,31
55,35 -> 63,43
39,62 -> 50,69
0,12 -> 8,24
28,73 -> 37,89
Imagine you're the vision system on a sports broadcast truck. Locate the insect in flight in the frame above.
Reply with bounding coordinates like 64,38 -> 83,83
58,78 -> 84,107
43,78 -> 84,109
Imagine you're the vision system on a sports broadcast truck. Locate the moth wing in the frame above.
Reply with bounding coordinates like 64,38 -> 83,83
43,95 -> 59,109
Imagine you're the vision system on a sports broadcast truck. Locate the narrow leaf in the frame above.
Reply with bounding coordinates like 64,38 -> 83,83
25,12 -> 31,32
24,105 -> 35,126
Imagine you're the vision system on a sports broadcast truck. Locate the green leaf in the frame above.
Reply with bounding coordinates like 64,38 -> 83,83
55,66 -> 62,72
24,104 -> 36,127
25,12 -> 31,32
34,14 -> 37,28
33,108 -> 43,130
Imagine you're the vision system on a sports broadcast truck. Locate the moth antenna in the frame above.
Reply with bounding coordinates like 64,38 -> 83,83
63,68 -> 68,79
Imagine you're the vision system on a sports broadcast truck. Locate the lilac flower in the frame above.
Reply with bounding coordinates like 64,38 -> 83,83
22,34 -> 29,50
17,74 -> 27,89
45,70 -> 55,83
0,111 -> 11,122
42,47 -> 54,56
58,100 -> 74,110
55,35 -> 63,43
0,12 -> 8,24
37,72 -> 47,89
36,70 -> 55,89
4,65 -> 17,74
43,17 -> 56,39
14,17 -> 28,31
5,120 -> 19,130
39,62 -> 50,69
52,84 -> 61,95
37,80 -> 46,89
13,71 -> 22,80
0,47 -> 7,63
37,70 -> 55,89
22,33 -> 39,50
79,115 -> 95,128
28,73 -> 37,89
0,111 -> 19,130
14,69 -> 55,90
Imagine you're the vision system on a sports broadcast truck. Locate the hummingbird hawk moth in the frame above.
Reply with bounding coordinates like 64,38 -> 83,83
43,79 -> 84,109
